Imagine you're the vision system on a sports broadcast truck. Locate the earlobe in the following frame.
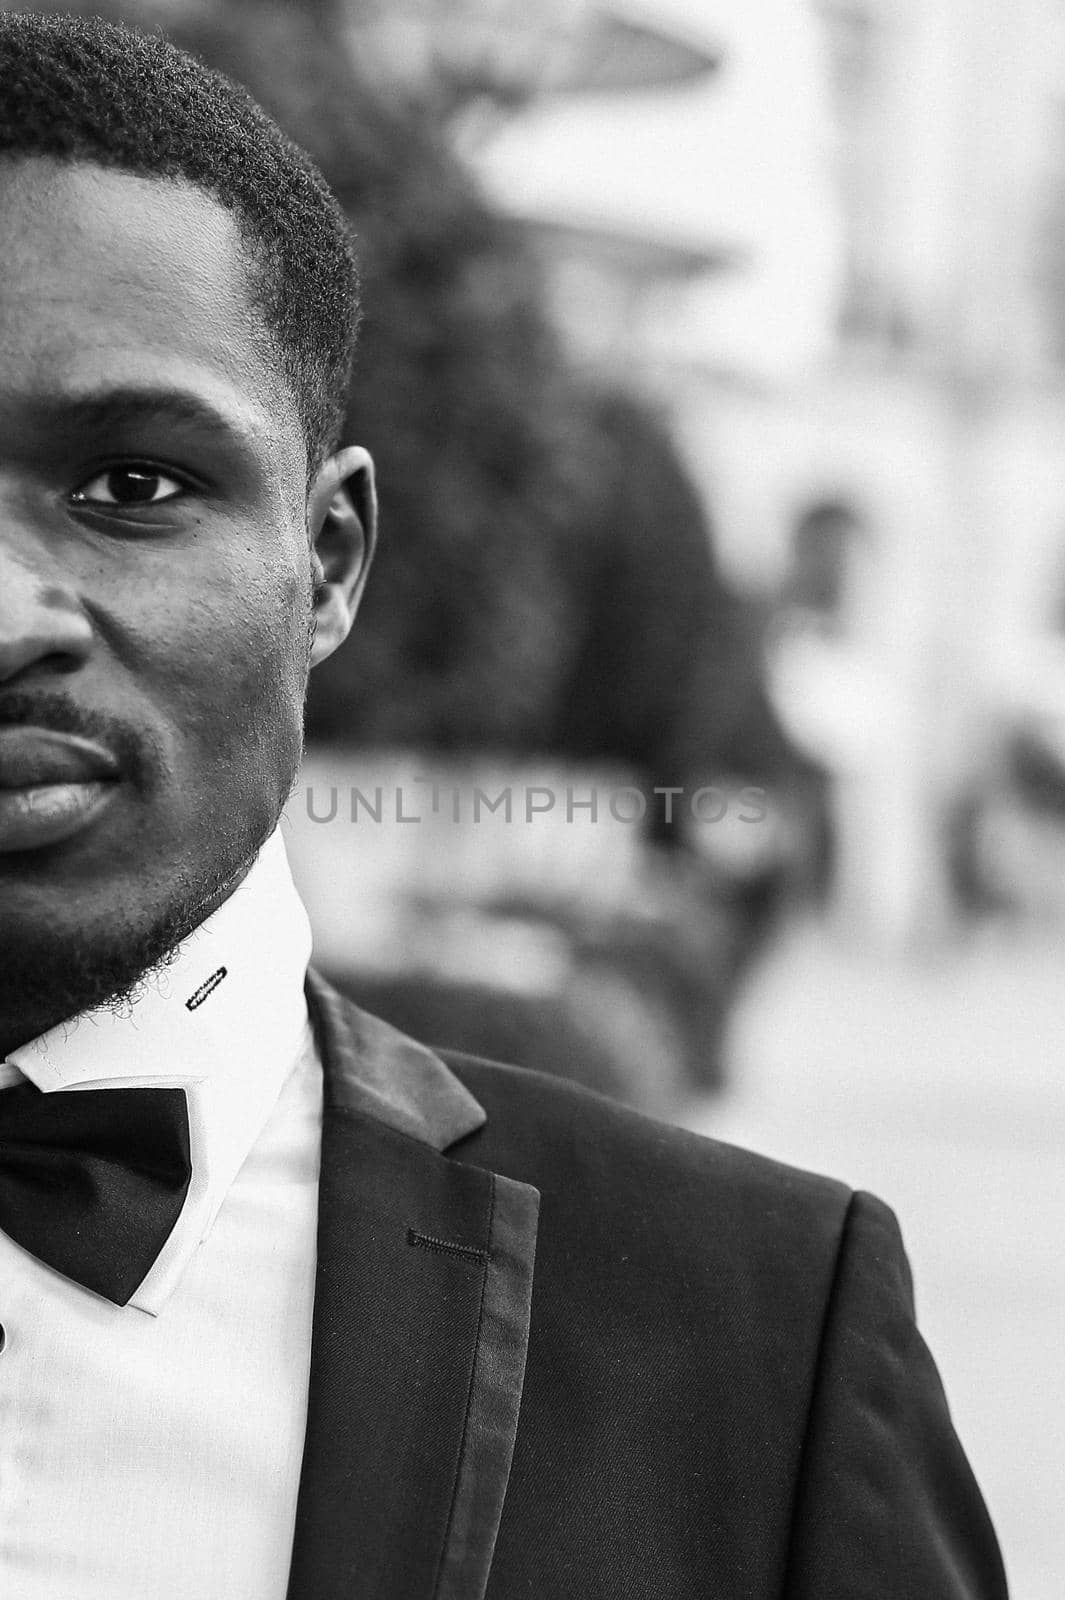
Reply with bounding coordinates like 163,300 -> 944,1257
307,445 -> 377,668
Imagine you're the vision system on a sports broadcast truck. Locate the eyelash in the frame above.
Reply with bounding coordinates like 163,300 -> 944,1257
69,460 -> 197,509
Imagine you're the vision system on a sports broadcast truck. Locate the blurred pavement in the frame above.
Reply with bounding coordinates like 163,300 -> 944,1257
686,914 -> 1065,1600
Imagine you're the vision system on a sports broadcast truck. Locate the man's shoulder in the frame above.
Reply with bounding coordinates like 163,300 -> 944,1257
442,1048 -> 857,1280
311,974 -> 862,1291
444,1044 -> 852,1207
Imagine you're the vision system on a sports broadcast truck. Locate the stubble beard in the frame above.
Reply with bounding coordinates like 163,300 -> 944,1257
0,800 -> 285,1054
0,651 -> 309,1055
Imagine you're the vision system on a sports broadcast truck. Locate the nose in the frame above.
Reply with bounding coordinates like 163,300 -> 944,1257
0,546 -> 94,683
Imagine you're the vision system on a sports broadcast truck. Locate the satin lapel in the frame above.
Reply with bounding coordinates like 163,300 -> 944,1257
286,974 -> 539,1600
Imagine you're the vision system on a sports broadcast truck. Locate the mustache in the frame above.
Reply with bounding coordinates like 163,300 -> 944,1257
0,690 -> 163,789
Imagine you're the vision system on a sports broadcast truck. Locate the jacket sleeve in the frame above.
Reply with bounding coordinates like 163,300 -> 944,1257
782,1190 -> 1010,1600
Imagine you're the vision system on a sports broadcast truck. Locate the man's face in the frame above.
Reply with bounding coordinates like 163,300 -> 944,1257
0,157 -> 366,1040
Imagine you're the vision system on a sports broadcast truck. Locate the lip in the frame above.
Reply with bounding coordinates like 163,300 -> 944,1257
0,727 -> 121,790
0,779 -> 119,853
0,729 -> 122,854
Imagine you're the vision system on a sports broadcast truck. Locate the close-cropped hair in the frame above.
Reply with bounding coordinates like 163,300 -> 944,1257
0,10 -> 361,472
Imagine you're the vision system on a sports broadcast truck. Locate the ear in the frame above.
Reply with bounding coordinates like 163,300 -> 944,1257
306,445 -> 377,668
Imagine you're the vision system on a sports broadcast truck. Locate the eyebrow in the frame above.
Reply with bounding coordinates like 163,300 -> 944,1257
25,385 -> 268,453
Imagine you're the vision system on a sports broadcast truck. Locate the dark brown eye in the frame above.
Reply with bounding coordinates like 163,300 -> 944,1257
73,466 -> 185,506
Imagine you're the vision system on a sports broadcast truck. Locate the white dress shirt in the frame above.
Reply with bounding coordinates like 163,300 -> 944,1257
0,829 -> 323,1600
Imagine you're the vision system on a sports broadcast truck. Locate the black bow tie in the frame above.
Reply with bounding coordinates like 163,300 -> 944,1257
0,1079 -> 192,1305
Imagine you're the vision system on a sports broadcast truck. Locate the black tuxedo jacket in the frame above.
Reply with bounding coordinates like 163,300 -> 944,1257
287,971 -> 1008,1600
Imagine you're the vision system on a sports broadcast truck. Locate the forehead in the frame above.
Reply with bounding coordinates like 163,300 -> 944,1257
0,156 -> 299,455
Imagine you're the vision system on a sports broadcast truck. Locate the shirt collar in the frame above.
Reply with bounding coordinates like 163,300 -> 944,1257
5,827 -> 313,1313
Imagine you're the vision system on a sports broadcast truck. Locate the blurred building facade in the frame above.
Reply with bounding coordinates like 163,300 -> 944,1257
425,0 -> 1065,946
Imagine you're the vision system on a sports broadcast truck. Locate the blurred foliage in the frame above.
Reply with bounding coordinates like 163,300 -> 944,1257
548,389 -> 792,802
33,0 -> 786,796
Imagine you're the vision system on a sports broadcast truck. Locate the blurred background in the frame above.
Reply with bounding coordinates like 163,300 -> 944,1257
21,0 -> 1065,1590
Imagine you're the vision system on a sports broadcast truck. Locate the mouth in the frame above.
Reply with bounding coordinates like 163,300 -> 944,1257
0,727 -> 122,853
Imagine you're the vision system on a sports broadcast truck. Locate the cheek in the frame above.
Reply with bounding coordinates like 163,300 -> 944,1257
114,547 -> 311,771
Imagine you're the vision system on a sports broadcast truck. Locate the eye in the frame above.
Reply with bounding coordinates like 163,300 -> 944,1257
71,464 -> 188,507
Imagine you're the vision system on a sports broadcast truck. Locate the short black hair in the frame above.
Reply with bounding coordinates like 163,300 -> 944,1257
0,11 -> 360,472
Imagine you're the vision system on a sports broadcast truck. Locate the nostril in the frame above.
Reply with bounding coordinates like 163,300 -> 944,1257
0,586 -> 95,683
0,647 -> 90,684
42,648 -> 89,676
0,636 -> 94,684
